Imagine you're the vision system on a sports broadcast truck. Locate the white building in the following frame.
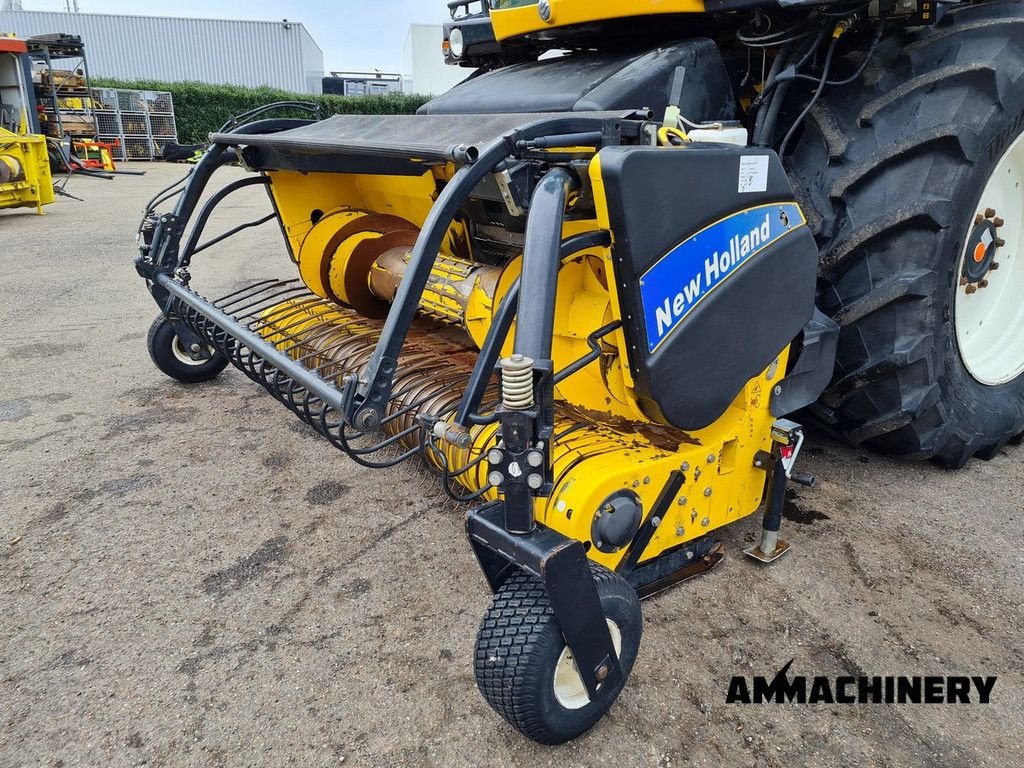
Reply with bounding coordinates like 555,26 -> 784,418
402,24 -> 471,96
0,10 -> 324,93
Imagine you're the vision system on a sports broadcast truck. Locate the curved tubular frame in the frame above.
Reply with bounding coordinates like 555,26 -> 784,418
344,113 -> 629,431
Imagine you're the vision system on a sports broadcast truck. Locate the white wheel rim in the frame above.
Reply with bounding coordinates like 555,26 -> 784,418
955,129 -> 1024,385
171,335 -> 213,367
552,619 -> 622,710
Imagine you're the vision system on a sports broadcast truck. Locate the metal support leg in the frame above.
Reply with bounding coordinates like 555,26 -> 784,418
744,452 -> 791,563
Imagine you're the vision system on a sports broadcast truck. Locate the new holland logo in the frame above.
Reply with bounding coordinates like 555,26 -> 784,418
726,660 -> 997,705
640,203 -> 804,353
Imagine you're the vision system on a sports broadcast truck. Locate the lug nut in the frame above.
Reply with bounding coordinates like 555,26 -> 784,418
979,279 -> 990,289
996,238 -> 1006,248
960,276 -> 969,286
995,217 -> 1005,227
975,214 -> 985,225
991,262 -> 1000,270
966,284 -> 978,295
985,208 -> 997,219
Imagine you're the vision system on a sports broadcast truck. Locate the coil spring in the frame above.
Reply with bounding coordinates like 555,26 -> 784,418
500,354 -> 535,410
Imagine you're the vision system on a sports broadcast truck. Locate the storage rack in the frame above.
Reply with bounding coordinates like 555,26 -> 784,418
27,34 -> 97,140
92,88 -> 178,161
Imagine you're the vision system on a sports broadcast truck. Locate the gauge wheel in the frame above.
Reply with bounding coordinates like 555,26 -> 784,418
146,314 -> 228,383
473,563 -> 642,744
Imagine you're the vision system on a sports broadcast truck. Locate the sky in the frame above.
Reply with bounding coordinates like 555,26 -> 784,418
17,1 -> 452,72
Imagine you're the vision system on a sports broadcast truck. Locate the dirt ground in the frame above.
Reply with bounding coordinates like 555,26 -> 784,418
1,163 -> 1022,768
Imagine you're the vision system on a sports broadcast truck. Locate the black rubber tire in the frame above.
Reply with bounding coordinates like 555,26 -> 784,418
146,315 -> 228,384
473,563 -> 642,745
787,2 -> 1024,467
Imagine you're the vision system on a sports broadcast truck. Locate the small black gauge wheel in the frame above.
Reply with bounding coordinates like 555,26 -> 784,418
146,314 -> 228,383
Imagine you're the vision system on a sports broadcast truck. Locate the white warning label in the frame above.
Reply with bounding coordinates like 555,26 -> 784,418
738,155 -> 770,194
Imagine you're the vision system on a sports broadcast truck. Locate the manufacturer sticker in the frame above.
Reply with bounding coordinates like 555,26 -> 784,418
639,203 -> 805,353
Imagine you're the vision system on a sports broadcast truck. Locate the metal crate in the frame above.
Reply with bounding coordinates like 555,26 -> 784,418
123,137 -> 156,160
148,114 -> 176,138
116,89 -> 146,113
91,88 -> 119,112
95,111 -> 120,135
90,88 -> 178,161
145,91 -> 174,115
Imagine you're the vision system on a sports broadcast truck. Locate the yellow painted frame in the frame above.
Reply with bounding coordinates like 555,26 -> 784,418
490,0 -> 706,42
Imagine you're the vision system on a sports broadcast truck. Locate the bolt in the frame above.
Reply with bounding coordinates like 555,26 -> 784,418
651,516 -> 661,528
960,276 -> 969,286
975,214 -> 985,225
190,343 -> 201,353
676,526 -> 685,536
995,217 -> 1006,227
681,462 -> 691,472
487,471 -> 504,487
966,284 -> 978,295
595,663 -> 610,682
707,454 -> 716,464
996,238 -> 1007,248
691,510 -> 698,523
355,408 -> 380,431
694,467 -> 702,479
979,279 -> 990,289
526,451 -> 543,468
632,480 -> 640,488
677,496 -> 688,506
701,517 -> 710,527
991,262 -> 1000,271
704,487 -> 713,497
986,208 -> 997,219
487,449 -> 503,465
774,385 -> 783,396
527,474 -> 543,490
643,476 -> 651,485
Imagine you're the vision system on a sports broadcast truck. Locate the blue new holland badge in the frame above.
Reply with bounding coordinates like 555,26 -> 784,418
640,203 -> 806,353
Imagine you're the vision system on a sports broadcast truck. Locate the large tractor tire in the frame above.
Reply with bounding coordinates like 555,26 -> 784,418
788,1 -> 1024,467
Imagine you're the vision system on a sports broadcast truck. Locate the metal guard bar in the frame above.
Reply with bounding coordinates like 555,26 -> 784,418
156,274 -> 346,411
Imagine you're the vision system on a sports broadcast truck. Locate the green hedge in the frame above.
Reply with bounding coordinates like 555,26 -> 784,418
91,79 -> 432,144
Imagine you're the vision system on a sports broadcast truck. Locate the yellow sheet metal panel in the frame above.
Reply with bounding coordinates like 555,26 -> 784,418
490,0 -> 706,42
0,128 -> 54,214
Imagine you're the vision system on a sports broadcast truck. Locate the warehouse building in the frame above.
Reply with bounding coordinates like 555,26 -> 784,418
403,24 -> 471,95
0,10 -> 324,93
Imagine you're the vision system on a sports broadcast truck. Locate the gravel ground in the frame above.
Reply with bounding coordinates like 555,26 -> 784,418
1,163 -> 1022,768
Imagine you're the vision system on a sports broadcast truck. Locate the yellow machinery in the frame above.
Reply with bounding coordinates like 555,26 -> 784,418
0,36 -> 54,214
134,0 -> 1024,746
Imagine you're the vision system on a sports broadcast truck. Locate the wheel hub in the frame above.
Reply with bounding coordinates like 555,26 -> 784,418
961,214 -> 1001,286
955,129 -> 1024,386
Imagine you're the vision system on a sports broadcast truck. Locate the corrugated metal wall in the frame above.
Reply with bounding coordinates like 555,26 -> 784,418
0,10 -> 324,93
